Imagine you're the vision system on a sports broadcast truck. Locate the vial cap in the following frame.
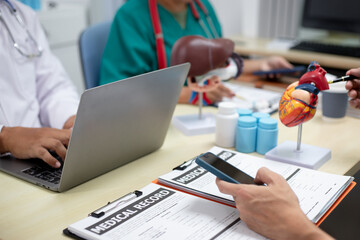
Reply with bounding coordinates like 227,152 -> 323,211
218,102 -> 237,115
237,108 -> 253,117
259,117 -> 278,129
238,116 -> 257,127
252,112 -> 270,122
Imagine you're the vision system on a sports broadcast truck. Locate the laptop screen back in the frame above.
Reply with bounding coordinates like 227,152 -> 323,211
58,63 -> 189,192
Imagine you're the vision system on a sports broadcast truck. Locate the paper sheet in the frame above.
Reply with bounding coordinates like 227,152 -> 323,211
158,147 -> 353,223
220,83 -> 282,114
68,183 -> 266,240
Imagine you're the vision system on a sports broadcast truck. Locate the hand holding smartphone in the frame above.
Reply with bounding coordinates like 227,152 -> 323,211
195,152 -> 255,184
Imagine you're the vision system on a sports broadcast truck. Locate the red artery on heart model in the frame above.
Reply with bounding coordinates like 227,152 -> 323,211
279,62 -> 329,127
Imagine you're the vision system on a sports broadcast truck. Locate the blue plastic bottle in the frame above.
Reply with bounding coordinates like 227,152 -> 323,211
237,108 -> 253,117
235,116 -> 257,153
252,112 -> 270,123
256,117 -> 278,155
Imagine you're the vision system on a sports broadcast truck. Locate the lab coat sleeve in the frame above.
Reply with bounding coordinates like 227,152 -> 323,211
31,11 -> 80,129
100,7 -> 157,85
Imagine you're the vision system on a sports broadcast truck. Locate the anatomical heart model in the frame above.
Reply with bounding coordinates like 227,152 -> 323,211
264,62 -> 331,168
279,62 -> 329,128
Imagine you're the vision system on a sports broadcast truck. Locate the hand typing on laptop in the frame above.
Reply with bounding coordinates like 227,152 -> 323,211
0,115 -> 75,168
0,1 -> 79,171
0,63 -> 189,192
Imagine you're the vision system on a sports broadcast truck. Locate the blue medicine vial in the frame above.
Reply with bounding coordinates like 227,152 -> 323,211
237,108 -> 253,117
235,116 -> 257,153
252,112 -> 270,123
256,117 -> 278,155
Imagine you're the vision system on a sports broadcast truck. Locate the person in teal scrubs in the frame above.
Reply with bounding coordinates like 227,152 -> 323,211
100,0 -> 293,104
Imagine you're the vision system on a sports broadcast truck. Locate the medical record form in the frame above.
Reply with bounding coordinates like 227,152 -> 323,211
66,147 -> 354,239
66,183 -> 265,240
158,147 -> 354,224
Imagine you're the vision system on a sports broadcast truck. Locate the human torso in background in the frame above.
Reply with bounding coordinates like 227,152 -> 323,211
100,0 -> 222,85
0,0 -> 79,129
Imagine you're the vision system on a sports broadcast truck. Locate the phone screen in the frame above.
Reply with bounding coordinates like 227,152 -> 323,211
200,152 -> 255,184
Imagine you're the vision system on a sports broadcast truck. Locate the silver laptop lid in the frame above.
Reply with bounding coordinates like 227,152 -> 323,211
58,63 -> 190,192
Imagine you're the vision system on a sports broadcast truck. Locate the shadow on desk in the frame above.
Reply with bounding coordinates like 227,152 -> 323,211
320,162 -> 360,240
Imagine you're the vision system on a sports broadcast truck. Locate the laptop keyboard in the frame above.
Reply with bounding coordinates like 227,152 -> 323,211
22,152 -> 63,184
22,166 -> 62,184
290,41 -> 360,58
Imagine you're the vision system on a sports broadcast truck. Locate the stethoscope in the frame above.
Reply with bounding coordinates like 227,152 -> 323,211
0,0 -> 43,59
148,0 -> 219,69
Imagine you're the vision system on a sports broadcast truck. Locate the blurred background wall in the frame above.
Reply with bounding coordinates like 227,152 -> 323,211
21,0 -> 306,93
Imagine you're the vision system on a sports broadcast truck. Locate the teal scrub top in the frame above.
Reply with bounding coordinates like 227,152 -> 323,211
100,0 -> 222,85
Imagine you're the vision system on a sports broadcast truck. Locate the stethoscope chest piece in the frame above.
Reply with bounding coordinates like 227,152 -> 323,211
0,0 -> 43,59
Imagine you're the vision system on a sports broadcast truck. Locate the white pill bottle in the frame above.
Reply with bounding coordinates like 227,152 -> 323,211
215,102 -> 238,148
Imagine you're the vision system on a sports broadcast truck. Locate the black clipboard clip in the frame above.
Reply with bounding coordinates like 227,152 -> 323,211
89,190 -> 142,218
173,156 -> 198,171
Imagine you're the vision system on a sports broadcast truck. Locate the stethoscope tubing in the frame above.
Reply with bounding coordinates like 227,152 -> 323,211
189,0 -> 218,39
149,0 -> 219,69
3,0 -> 15,12
0,0 -> 43,59
149,0 -> 167,69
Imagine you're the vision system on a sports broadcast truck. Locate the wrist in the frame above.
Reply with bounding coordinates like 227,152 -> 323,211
300,226 -> 334,240
0,126 -> 9,153
289,219 -> 333,240
242,59 -> 266,74
178,87 -> 192,104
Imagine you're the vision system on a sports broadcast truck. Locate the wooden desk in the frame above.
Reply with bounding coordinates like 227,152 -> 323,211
0,104 -> 359,239
230,35 -> 360,70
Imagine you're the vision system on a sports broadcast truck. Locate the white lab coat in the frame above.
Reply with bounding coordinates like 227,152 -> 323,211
0,0 -> 79,131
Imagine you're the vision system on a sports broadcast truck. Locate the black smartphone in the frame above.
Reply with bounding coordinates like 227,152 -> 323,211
195,152 -> 255,184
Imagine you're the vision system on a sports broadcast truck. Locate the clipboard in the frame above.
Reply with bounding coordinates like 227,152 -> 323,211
172,157 -> 197,171
156,146 -> 356,225
89,191 -> 142,218
64,183 -> 260,240
63,190 -> 143,239
64,148 -> 357,239
63,228 -> 85,240
316,181 -> 356,226
319,169 -> 360,239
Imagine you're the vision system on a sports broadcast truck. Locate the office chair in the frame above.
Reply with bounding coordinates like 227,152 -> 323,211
79,21 -> 112,89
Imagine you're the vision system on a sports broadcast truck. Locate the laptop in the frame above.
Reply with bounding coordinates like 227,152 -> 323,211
0,63 -> 190,192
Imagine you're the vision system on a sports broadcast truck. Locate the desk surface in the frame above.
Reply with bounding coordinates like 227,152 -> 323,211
0,104 -> 359,239
231,35 -> 360,70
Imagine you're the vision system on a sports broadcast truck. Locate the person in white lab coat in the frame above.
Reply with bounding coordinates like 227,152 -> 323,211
0,0 -> 79,168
